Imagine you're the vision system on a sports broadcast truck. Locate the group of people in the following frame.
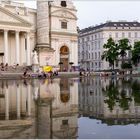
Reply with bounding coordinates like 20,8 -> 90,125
38,70 -> 58,79
79,70 -> 91,76
0,63 -> 20,71
21,67 -> 59,79
0,63 -> 8,71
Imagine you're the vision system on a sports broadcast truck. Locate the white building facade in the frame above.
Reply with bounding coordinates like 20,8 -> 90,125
0,0 -> 78,70
78,21 -> 140,71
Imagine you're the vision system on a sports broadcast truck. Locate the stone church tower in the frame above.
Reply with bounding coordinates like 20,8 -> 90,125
36,0 -> 78,70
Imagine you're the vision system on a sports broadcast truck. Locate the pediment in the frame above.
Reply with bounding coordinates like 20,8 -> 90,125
0,6 -> 32,27
51,9 -> 77,20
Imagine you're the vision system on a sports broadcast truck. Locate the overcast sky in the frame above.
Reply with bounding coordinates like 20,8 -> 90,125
22,0 -> 140,29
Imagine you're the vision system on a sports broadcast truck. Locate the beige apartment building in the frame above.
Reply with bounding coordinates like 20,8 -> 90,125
0,0 -> 78,70
78,21 -> 140,71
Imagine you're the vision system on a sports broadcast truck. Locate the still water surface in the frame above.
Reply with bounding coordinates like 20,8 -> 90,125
0,77 -> 140,139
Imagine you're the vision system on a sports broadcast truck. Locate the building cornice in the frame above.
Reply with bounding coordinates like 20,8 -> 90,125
51,5 -> 77,12
79,28 -> 140,37
5,4 -> 37,12
52,31 -> 78,37
0,21 -> 31,27
0,6 -> 32,27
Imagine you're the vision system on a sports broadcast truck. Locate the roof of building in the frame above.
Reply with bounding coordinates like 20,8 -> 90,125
79,21 -> 140,34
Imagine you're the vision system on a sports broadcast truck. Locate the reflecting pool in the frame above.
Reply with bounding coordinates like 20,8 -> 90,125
0,77 -> 140,139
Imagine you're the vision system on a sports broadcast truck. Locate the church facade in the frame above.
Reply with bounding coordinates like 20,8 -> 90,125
0,1 -> 78,70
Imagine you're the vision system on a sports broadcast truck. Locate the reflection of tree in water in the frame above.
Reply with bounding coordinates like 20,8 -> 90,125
103,79 -> 132,111
104,80 -> 119,111
119,89 -> 132,110
131,80 -> 140,104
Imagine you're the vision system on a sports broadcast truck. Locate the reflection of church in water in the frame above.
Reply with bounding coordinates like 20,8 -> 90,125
0,78 -> 78,139
79,77 -> 140,125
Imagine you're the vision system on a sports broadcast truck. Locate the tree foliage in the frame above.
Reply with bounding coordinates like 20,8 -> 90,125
131,41 -> 140,66
102,38 -> 140,69
118,38 -> 132,65
102,38 -> 119,70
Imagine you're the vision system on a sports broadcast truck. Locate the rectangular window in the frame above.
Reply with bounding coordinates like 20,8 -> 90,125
95,34 -> 97,39
98,41 -> 100,49
122,32 -> 125,38
62,120 -> 68,125
92,35 -> 94,40
92,42 -> 94,50
61,22 -> 67,29
92,62 -> 94,68
92,53 -> 94,59
95,42 -> 97,50
98,52 -> 100,59
115,33 -> 118,38
128,32 -> 131,38
99,62 -> 101,68
135,32 -> 138,38
95,52 -> 97,59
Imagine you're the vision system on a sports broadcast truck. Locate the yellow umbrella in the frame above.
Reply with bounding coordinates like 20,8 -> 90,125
43,66 -> 53,72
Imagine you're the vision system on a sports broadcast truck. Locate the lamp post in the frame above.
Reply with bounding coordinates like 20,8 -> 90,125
69,62 -> 74,72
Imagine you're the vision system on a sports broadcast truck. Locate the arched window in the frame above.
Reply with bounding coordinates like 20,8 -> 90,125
60,46 -> 69,54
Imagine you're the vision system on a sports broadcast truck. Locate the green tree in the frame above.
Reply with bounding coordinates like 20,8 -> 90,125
131,41 -> 140,66
118,38 -> 132,66
102,38 -> 119,70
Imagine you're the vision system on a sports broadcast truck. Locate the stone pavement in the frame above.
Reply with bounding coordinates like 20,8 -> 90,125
0,71 -> 80,79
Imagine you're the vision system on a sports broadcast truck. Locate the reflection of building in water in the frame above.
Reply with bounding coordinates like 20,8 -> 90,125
0,80 -> 36,139
52,78 -> 78,139
0,78 -> 78,139
79,77 -> 104,118
79,77 -> 140,125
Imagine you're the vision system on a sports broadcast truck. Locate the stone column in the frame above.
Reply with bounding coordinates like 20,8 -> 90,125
15,31 -> 20,65
4,30 -> 8,64
37,0 -> 50,47
5,86 -> 9,120
26,32 -> 31,65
